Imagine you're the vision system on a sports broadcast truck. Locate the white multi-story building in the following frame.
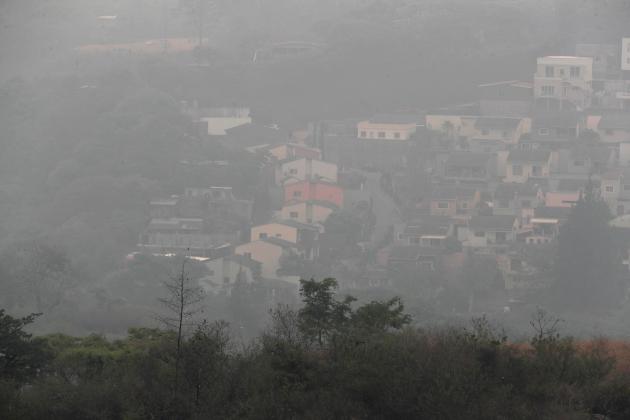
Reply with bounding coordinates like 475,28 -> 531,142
622,38 -> 630,71
534,56 -> 593,109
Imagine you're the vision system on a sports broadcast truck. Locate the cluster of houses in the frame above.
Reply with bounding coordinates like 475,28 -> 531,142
382,40 -> 630,293
136,134 -> 356,294
134,37 -> 630,302
232,143 -> 343,286
138,186 -> 252,259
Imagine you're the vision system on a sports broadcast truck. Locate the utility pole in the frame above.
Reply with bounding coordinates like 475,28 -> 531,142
161,0 -> 169,53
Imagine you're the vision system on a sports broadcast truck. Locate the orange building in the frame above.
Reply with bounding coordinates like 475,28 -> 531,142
283,181 -> 344,208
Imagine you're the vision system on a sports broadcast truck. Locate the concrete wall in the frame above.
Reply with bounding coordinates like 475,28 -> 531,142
235,241 -> 283,279
281,202 -> 333,224
357,121 -> 416,140
278,158 -> 338,185
251,223 -> 298,243
284,181 -> 344,207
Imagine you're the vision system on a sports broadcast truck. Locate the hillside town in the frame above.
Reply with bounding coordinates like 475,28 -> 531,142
10,2 -> 630,418
129,38 -> 630,320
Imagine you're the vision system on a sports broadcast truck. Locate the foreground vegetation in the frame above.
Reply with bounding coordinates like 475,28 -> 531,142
2,278 -> 630,420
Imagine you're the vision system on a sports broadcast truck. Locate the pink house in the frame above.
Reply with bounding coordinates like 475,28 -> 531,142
545,179 -> 593,208
283,181 -> 344,208
545,192 -> 580,208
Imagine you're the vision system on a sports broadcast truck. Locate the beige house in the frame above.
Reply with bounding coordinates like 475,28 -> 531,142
280,201 -> 337,225
234,238 -> 302,283
250,220 -> 319,244
276,158 -> 338,185
462,215 -> 519,248
534,56 -> 593,109
425,113 -> 479,139
428,186 -> 480,217
198,107 -> 252,136
504,150 -> 553,183
267,143 -> 322,162
199,255 -> 261,292
357,115 -> 419,140
471,117 -> 531,145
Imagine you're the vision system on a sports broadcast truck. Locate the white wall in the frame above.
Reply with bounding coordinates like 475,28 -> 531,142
622,38 -> 630,71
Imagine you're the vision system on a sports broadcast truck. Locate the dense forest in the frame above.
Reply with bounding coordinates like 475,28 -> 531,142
3,278 -> 630,419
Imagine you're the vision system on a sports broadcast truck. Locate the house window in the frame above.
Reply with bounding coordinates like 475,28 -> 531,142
605,129 -> 614,136
360,131 -> 367,137
545,66 -> 554,77
461,202 -> 468,209
532,165 -> 541,176
224,277 -> 230,284
290,211 -> 299,218
394,132 -> 401,139
624,184 -> 630,191
419,261 -> 434,270
482,129 -> 489,135
429,238 -> 441,246
410,237 -> 420,244
562,87 -> 568,97
437,202 -> 449,209
521,200 -> 531,208
538,128 -> 549,136
293,191 -> 302,197
474,231 -> 485,237
512,165 -> 523,176
397,232 -> 404,241
605,185 -> 614,193
541,85 -> 555,96
570,66 -> 581,78
378,131 -> 386,138
289,168 -> 297,175
496,232 -> 507,243
259,233 -> 268,239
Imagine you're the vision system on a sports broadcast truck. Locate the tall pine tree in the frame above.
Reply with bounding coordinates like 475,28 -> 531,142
554,185 -> 626,309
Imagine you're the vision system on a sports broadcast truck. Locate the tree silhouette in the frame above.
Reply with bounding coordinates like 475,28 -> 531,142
554,188 -> 626,309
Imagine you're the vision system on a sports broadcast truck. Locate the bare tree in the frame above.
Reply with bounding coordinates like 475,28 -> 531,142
530,307 -> 563,343
159,257 -> 205,393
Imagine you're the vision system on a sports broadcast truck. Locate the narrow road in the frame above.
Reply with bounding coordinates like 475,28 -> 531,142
359,171 -> 402,247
